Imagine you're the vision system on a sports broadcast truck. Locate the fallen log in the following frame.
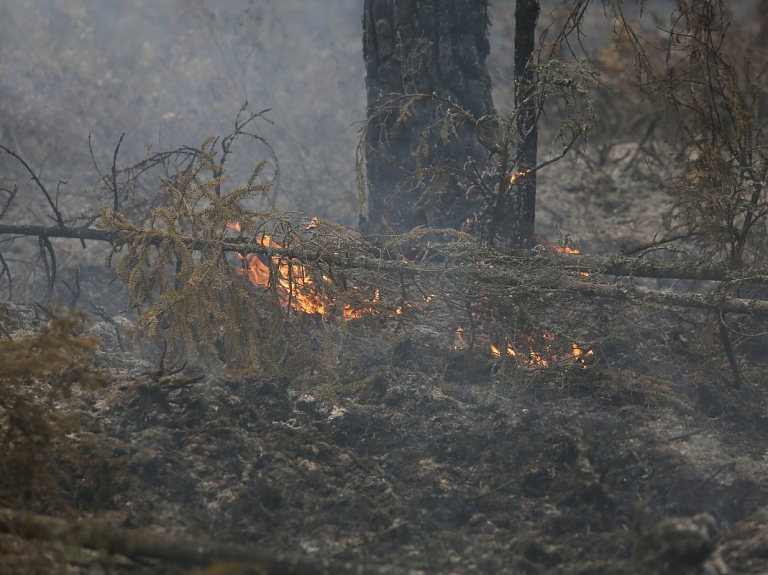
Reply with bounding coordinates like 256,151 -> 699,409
1,222 -> 767,284
2,221 -> 768,317
0,507 -> 400,575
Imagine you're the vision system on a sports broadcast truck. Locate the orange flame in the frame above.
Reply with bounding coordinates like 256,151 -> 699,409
230,222 -> 384,319
229,222 -> 594,368
551,245 -> 590,276
510,169 -> 532,184
235,234 -> 326,315
490,331 -> 592,368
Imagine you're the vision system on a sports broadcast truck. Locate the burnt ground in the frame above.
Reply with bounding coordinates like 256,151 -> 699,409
3,282 -> 768,575
4,3 -> 768,574
3,154 -> 768,575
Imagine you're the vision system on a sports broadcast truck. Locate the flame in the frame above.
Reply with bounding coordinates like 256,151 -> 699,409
236,235 -> 326,315
229,221 -> 594,368
551,245 -> 590,276
571,342 -> 595,362
230,222 -> 385,319
510,169 -> 533,184
454,326 -> 468,350
490,331 -> 592,368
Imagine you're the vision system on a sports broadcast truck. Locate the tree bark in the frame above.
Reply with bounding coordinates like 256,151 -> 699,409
510,0 -> 540,247
361,0 -> 495,238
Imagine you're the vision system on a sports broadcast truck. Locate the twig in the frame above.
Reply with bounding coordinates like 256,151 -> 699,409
38,235 -> 56,306
0,144 -> 66,228
0,184 -> 18,221
469,476 -> 518,500
694,462 -> 735,491
667,429 -> 704,442
61,267 -> 81,308
89,299 -> 124,351
0,250 -> 12,300
111,133 -> 125,211
719,313 -> 743,389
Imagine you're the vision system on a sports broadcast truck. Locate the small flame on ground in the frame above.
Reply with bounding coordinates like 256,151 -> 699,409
229,222 -> 595,368
490,331 -> 592,368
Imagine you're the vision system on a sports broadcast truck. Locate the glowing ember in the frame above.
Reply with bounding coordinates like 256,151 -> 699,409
554,246 -> 580,254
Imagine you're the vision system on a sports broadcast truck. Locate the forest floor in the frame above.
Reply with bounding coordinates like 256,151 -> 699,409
3,154 -> 768,575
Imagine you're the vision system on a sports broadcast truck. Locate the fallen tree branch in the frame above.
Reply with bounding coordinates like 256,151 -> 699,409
0,508 -> 400,575
0,223 -> 116,243
558,278 -> 768,315
2,222 -> 767,284
508,249 -> 768,284
3,221 -> 768,316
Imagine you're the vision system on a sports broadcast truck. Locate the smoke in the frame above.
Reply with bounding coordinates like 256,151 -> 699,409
0,0 -> 365,224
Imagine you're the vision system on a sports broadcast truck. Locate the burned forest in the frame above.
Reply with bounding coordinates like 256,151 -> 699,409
3,1 -> 768,574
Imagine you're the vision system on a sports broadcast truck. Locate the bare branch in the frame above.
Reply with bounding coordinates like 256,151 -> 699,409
0,185 -> 18,221
0,250 -> 11,300
111,133 -> 125,211
0,144 -> 66,229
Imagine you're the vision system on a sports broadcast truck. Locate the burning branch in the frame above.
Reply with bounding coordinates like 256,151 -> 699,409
2,130 -> 768,373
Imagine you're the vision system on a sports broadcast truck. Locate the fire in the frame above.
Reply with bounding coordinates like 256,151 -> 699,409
571,342 -> 595,362
510,168 -> 533,184
551,245 -> 589,276
490,331 -> 592,368
234,234 -> 326,315
228,222 -> 383,319
227,222 -> 595,368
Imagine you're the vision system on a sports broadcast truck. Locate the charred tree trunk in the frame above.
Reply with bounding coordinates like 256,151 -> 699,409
361,0 -> 495,238
510,0 -> 540,247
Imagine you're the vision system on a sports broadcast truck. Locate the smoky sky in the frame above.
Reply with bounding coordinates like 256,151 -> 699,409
0,0 -> 759,227
0,0 -> 366,226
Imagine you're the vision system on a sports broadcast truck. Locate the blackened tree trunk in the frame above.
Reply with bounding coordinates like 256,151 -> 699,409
510,0 -> 540,247
361,0 -> 495,238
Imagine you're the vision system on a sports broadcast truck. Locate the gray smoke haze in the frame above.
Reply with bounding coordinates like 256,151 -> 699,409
0,0 -> 366,225
0,0 -> 759,213
0,0 -> 759,304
